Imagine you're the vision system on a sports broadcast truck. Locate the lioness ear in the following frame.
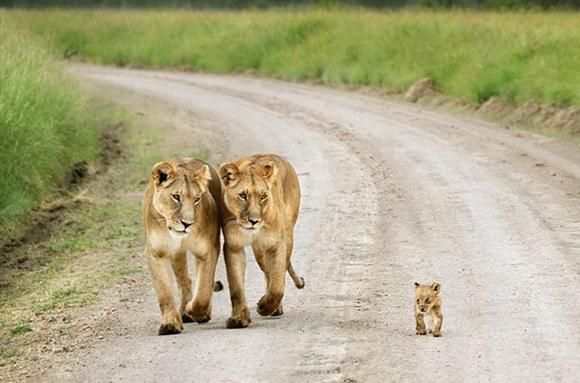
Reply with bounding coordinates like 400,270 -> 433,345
152,161 -> 176,188
431,283 -> 441,293
414,282 -> 420,288
257,160 -> 277,181
194,164 -> 212,185
218,162 -> 239,187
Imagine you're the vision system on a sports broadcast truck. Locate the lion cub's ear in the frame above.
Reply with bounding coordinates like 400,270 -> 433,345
414,282 -> 420,288
431,283 -> 441,293
152,161 -> 176,188
219,162 -> 240,187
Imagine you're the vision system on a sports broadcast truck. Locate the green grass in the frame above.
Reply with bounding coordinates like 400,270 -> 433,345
0,19 -> 100,240
6,9 -> 580,107
10,321 -> 32,336
0,348 -> 22,359
0,198 -> 143,307
33,285 -> 94,313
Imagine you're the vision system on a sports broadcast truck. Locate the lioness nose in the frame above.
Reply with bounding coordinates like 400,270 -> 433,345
180,220 -> 192,229
249,218 -> 259,226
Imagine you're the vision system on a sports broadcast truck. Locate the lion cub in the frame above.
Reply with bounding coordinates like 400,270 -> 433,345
414,282 -> 443,337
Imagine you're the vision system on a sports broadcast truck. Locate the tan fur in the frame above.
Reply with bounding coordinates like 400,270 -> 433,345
142,158 -> 223,335
414,282 -> 443,337
219,154 -> 304,328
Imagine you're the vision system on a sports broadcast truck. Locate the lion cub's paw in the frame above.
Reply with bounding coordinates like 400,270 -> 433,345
226,316 -> 251,329
432,331 -> 442,337
416,329 -> 427,336
158,322 -> 183,336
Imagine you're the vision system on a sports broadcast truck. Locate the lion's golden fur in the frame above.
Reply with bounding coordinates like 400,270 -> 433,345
414,282 -> 443,337
218,154 -> 303,328
142,158 -> 222,335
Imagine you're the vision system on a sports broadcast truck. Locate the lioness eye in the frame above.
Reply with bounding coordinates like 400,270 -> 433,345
425,299 -> 430,304
194,197 -> 201,204
172,194 -> 180,202
261,193 -> 268,201
239,192 -> 247,201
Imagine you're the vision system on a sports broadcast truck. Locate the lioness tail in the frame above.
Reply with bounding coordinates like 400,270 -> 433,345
213,281 -> 224,292
287,261 -> 305,289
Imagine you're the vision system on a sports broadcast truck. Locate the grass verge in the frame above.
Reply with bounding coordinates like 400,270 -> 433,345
7,9 -> 580,109
0,19 -> 103,241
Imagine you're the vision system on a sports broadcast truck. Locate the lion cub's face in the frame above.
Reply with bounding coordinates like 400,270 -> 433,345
414,282 -> 441,314
151,159 -> 211,236
219,157 -> 276,231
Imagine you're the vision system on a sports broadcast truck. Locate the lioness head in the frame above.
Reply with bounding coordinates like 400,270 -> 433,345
218,156 -> 277,231
414,282 -> 441,314
151,159 -> 212,236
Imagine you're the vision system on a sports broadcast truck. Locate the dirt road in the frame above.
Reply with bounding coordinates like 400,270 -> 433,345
61,65 -> 580,382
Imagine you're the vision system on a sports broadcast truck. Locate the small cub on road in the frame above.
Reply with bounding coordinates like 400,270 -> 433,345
414,282 -> 443,337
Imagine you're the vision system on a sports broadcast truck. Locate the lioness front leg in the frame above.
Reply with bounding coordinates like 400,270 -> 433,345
171,253 -> 193,323
415,312 -> 427,335
257,245 -> 286,317
147,251 -> 183,335
253,244 -> 283,317
185,248 -> 218,324
224,243 -> 251,328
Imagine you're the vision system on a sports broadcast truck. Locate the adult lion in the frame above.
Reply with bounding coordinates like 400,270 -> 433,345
219,154 -> 304,329
142,158 -> 222,335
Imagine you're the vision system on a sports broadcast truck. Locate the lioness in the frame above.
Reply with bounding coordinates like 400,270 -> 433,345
219,154 -> 304,329
414,282 -> 443,337
142,158 -> 222,335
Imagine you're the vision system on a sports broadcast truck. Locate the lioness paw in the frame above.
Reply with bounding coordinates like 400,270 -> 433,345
257,294 -> 282,317
158,323 -> 182,336
271,307 -> 284,317
257,302 -> 274,317
185,302 -> 212,324
181,313 -> 194,323
416,329 -> 427,336
432,331 -> 442,337
194,314 -> 211,324
226,316 -> 251,329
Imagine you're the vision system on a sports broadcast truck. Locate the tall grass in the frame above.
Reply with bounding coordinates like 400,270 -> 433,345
0,21 -> 98,238
10,9 -> 580,106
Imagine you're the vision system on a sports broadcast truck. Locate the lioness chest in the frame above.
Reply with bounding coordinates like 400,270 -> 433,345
148,230 -> 210,258
235,226 -> 282,249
